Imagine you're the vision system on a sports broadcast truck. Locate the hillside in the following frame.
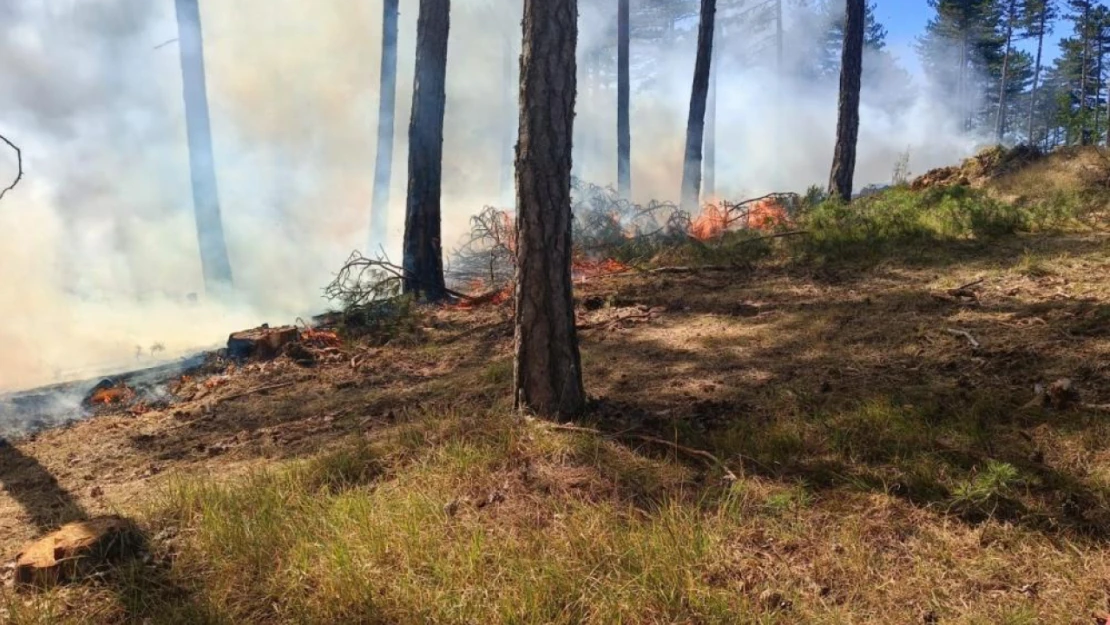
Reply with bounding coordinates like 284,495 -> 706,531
3,148 -> 1110,623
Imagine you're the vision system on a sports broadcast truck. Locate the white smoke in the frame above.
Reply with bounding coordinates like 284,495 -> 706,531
0,0 -> 977,393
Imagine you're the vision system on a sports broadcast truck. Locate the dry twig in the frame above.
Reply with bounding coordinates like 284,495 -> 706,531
946,328 -> 982,349
545,422 -> 738,481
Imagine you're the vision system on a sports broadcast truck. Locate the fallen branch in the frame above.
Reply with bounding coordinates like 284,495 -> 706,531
0,133 -> 23,202
546,422 -> 738,481
946,328 -> 981,349
576,312 -> 654,331
214,381 -> 296,405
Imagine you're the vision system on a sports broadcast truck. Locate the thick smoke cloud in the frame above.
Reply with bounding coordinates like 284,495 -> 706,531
0,0 -> 976,393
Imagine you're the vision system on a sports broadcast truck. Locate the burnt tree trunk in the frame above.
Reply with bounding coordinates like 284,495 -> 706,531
617,0 -> 631,199
680,0 -> 716,211
513,0 -> 585,419
369,0 -> 400,251
828,0 -> 864,202
402,0 -> 450,301
175,0 -> 233,291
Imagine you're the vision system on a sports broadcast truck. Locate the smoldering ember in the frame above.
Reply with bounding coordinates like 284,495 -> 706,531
3,1 -> 1110,623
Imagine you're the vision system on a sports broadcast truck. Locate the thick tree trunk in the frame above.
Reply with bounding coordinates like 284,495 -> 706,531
402,0 -> 449,301
513,0 -> 585,419
995,0 -> 1016,143
680,0 -> 716,211
617,0 -> 631,199
1028,5 -> 1047,144
369,0 -> 400,252
175,0 -> 233,291
828,0 -> 864,202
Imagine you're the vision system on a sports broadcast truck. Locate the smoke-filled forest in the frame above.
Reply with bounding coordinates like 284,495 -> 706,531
2,1 -> 1110,623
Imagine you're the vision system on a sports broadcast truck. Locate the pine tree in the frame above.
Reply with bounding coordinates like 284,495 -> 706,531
513,0 -> 586,418
369,0 -> 400,252
402,0 -> 451,301
679,0 -> 716,211
829,0 -> 865,202
1024,0 -> 1058,144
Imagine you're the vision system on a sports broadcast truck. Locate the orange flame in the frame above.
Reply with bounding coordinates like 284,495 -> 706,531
572,257 -> 630,281
301,328 -> 342,348
748,198 -> 789,231
690,201 -> 728,240
90,385 -> 133,405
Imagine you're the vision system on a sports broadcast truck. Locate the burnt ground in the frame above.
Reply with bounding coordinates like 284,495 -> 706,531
2,233 -> 1110,591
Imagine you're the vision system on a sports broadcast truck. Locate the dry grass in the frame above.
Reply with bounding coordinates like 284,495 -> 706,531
3,186 -> 1110,623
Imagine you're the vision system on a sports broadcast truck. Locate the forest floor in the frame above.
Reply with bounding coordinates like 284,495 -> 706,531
4,146 -> 1110,623
3,229 -> 1110,623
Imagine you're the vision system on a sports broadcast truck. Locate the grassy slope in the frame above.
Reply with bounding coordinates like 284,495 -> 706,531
4,149 -> 1110,624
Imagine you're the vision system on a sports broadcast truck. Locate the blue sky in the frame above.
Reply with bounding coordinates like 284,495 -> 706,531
871,1 -> 1066,77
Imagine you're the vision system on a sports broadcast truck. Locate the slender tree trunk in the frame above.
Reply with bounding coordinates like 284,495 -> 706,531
513,0 -> 585,419
617,0 -> 631,198
1080,1 -> 1091,145
501,33 -> 516,208
402,0 -> 450,301
680,0 -> 716,211
995,0 -> 1016,143
175,0 -> 233,291
1095,34 -> 1104,141
959,31 -> 969,132
828,0 -> 864,202
1028,4 -> 1047,143
370,0 -> 400,252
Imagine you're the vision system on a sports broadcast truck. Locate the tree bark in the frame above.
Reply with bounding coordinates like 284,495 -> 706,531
995,0 -> 1016,143
617,0 -> 631,199
680,0 -> 716,211
1028,3 -> 1047,144
828,0 -> 864,202
369,0 -> 400,252
513,0 -> 585,419
402,0 -> 450,301
175,0 -> 233,291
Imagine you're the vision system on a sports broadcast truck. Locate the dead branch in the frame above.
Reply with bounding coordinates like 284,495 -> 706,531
214,381 -> 296,405
0,133 -> 23,202
546,422 -> 738,481
946,328 -> 981,349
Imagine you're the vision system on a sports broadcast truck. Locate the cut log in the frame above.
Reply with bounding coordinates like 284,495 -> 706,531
227,324 -> 299,360
14,516 -> 142,587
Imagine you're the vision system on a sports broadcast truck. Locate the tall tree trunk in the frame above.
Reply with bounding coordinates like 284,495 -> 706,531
513,0 -> 585,419
705,48 -> 717,198
1028,3 -> 1047,143
680,0 -> 716,211
369,0 -> 400,252
501,33 -> 516,208
402,0 -> 450,301
828,0 -> 864,202
959,31 -> 969,132
175,0 -> 233,291
1080,1 -> 1091,145
995,0 -> 1016,143
1096,33 -> 1104,141
617,0 -> 631,198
